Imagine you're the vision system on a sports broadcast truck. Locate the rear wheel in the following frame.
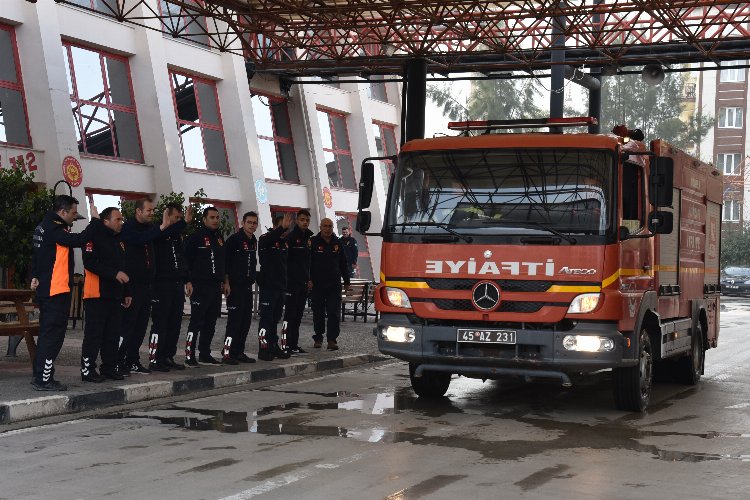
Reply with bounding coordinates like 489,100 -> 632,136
409,363 -> 451,397
676,324 -> 704,385
612,328 -> 653,412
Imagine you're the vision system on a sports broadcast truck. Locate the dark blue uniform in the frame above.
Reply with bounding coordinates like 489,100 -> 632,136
222,229 -> 257,361
184,226 -> 225,363
256,225 -> 290,360
309,233 -> 350,345
150,219 -> 188,369
31,213 -> 100,389
282,224 -> 313,352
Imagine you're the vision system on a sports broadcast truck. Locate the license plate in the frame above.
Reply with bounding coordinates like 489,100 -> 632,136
727,285 -> 739,289
457,329 -> 516,344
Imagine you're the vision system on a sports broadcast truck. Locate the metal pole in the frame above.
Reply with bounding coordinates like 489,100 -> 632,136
404,58 -> 427,142
588,71 -> 602,134
550,4 -> 566,133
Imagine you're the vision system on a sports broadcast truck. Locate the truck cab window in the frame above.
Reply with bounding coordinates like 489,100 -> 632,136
621,162 -> 644,234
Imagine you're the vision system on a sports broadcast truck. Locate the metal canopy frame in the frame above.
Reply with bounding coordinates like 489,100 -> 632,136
54,1 -> 750,77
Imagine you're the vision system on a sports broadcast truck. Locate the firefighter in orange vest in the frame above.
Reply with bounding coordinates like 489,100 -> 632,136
80,207 -> 132,382
30,195 -> 101,391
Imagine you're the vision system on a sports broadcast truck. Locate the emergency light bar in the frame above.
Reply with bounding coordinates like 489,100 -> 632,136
447,116 -> 598,132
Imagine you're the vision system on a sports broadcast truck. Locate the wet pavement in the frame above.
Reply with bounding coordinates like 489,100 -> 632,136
1,299 -> 749,499
0,312 -> 383,423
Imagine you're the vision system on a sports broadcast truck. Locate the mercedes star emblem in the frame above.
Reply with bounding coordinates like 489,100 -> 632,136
472,281 -> 501,311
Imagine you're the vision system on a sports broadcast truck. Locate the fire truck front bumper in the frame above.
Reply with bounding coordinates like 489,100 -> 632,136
376,313 -> 638,377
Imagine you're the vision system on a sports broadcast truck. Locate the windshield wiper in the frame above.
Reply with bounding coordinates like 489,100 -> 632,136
484,220 -> 577,244
390,222 -> 474,243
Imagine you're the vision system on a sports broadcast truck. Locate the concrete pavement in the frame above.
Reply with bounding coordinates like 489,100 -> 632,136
0,312 -> 387,425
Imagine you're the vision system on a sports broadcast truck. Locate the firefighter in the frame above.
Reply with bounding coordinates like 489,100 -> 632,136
119,198 -> 175,376
29,195 -> 101,391
183,206 -> 226,366
340,226 -> 358,278
80,207 -> 132,382
148,203 -> 192,372
282,209 -> 313,354
309,218 -> 350,350
221,211 -> 259,364
256,213 -> 292,361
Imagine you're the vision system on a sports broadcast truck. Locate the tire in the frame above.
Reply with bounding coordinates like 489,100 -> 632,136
409,363 -> 451,397
676,324 -> 704,385
612,328 -> 653,412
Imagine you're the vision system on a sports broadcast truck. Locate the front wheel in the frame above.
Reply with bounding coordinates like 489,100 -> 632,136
676,324 -> 704,385
409,363 -> 451,397
612,328 -> 653,412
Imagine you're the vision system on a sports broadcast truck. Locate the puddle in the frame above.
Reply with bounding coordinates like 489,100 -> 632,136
97,386 -> 748,464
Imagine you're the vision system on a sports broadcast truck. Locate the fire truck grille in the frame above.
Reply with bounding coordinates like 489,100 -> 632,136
424,278 -> 553,292
432,299 -> 549,313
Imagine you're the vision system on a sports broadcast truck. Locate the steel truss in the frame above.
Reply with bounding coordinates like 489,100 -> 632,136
54,1 -> 750,77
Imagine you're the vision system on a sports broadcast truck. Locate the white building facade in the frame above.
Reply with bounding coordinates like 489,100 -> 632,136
1,0 -> 401,280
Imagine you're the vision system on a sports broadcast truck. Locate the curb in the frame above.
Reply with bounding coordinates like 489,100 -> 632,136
0,354 -> 390,425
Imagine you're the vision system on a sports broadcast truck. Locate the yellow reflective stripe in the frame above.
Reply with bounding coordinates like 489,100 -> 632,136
386,280 -> 430,289
602,270 -> 620,288
380,271 -> 386,282
547,285 -> 601,293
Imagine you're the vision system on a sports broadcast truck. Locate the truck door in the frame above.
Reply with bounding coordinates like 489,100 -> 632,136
620,161 -> 654,294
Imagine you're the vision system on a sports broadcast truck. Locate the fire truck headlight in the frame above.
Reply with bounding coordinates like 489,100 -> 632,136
381,326 -> 416,343
567,293 -> 600,313
562,335 -> 615,352
385,287 -> 412,308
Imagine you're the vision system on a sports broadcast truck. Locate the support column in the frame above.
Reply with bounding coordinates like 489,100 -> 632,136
588,72 -> 602,134
404,58 -> 427,142
550,7 -> 566,133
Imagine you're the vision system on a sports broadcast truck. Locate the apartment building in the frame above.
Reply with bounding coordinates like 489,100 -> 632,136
1,0 -> 401,281
697,63 -> 750,226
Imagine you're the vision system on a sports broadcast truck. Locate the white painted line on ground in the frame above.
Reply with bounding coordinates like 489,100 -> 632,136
218,452 -> 370,499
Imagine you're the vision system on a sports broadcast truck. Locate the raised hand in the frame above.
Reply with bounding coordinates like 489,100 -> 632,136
185,205 -> 193,224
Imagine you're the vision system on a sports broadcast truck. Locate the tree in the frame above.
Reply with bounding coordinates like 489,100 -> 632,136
0,168 -> 54,287
427,77 -> 542,122
601,70 -> 713,150
720,224 -> 750,269
120,188 -> 234,237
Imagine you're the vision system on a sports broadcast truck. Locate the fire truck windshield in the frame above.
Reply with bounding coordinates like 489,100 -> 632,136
388,148 -> 613,237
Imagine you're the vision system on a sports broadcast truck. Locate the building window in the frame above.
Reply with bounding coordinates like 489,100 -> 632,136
0,24 -> 31,147
372,122 -> 398,184
251,93 -> 299,183
723,199 -> 741,222
67,0 -> 118,13
367,75 -> 388,102
720,66 -> 746,83
169,71 -> 229,173
63,42 -> 143,162
85,189 -> 147,219
335,212 -> 373,280
317,109 -> 356,190
718,153 -> 743,175
158,0 -> 210,46
718,107 -> 743,128
270,205 -> 302,230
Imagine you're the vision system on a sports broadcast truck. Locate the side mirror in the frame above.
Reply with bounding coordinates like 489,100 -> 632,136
649,157 -> 673,207
356,210 -> 371,233
357,162 -> 375,210
648,210 -> 673,234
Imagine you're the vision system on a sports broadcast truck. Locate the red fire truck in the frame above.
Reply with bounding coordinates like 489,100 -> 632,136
357,118 -> 721,411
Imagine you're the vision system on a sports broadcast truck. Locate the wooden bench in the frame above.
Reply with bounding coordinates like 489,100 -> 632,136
361,282 -> 379,323
341,281 -> 369,322
0,289 -> 40,363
